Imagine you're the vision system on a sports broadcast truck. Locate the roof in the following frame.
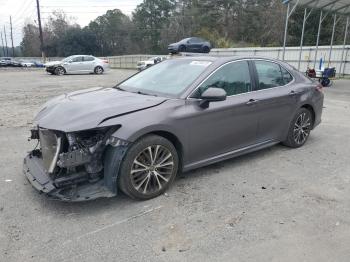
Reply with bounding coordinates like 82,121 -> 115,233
285,0 -> 350,15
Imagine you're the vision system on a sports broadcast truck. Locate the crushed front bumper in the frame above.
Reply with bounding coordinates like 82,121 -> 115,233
23,153 -> 116,201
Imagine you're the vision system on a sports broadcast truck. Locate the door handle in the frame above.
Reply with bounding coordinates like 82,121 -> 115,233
246,99 -> 259,105
289,90 -> 300,96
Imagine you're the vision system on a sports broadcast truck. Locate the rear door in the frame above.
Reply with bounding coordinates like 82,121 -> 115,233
82,56 -> 95,72
251,60 -> 296,142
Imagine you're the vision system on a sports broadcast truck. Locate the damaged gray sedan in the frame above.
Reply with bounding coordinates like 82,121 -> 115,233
24,56 -> 323,201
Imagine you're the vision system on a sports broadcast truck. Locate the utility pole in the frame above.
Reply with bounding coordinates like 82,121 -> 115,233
0,32 -> 5,56
3,25 -> 9,57
10,16 -> 15,57
36,0 -> 45,61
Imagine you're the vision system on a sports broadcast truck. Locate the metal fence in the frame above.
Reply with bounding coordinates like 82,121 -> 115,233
106,55 -> 158,69
210,45 -> 350,75
12,45 -> 350,75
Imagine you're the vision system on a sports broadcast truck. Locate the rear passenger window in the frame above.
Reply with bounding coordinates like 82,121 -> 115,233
84,56 -> 94,62
281,66 -> 293,84
194,61 -> 251,97
254,61 -> 284,90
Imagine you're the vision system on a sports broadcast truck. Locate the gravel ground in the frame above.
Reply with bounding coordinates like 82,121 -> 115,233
0,70 -> 350,262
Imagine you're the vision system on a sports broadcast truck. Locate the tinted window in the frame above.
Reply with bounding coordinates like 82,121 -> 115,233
194,61 -> 251,97
84,56 -> 94,62
281,66 -> 293,84
255,61 -> 284,90
72,56 -> 83,62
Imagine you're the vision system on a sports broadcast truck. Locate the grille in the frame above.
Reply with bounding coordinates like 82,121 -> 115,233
39,129 -> 61,173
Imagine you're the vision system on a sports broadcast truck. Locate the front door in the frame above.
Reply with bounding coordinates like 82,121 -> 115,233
65,56 -> 84,73
184,60 -> 260,165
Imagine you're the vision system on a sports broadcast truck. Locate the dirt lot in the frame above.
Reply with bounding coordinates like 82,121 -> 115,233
0,69 -> 350,262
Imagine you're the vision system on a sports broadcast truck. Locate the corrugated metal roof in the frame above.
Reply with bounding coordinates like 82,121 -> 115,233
285,0 -> 350,15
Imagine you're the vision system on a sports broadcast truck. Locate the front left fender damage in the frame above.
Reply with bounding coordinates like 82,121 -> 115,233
23,126 -> 130,201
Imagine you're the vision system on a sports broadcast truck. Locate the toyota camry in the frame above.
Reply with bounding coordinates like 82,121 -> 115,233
23,56 -> 324,201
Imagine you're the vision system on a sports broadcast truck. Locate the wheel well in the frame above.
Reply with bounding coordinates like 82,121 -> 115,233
149,131 -> 184,171
56,66 -> 66,72
301,104 -> 315,127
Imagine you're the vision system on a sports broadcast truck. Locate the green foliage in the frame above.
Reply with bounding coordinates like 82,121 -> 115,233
19,0 -> 349,57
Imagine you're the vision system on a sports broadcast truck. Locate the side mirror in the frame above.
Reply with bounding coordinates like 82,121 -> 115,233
199,87 -> 227,108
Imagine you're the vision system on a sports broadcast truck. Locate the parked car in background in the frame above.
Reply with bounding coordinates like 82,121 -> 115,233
137,56 -> 166,71
19,60 -> 35,67
168,37 -> 211,54
24,56 -> 323,201
0,57 -> 22,67
45,55 -> 109,75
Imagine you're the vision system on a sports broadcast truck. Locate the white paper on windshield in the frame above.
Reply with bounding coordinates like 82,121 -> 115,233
189,61 -> 212,66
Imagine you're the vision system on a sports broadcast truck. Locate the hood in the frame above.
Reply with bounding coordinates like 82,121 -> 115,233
34,87 -> 167,132
45,60 -> 62,67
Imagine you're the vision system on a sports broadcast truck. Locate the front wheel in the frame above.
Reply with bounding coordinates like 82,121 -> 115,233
54,67 -> 65,76
283,108 -> 313,148
118,135 -> 179,200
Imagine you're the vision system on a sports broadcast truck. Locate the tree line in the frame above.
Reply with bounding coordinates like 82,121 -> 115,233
4,0 -> 349,57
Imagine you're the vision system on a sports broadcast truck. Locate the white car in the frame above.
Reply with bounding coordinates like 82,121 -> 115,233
136,56 -> 166,71
45,55 -> 109,75
19,60 -> 35,67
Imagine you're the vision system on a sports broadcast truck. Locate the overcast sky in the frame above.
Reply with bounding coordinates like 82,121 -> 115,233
0,0 -> 143,46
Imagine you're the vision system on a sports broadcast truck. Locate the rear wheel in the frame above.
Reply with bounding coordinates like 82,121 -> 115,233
283,108 -> 313,148
118,135 -> 179,200
94,66 -> 104,74
54,67 -> 65,76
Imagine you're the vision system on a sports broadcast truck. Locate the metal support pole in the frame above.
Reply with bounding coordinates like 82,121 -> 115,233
339,17 -> 349,76
328,14 -> 337,67
298,8 -> 308,70
282,3 -> 290,61
314,10 -> 323,69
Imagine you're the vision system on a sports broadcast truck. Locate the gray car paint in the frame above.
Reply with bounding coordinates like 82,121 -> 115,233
31,55 -> 323,183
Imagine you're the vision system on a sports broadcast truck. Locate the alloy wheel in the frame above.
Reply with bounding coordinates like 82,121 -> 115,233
130,145 -> 174,195
293,112 -> 311,145
56,68 -> 64,75
95,67 -> 103,74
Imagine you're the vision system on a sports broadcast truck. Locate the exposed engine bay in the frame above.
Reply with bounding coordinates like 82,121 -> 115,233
24,126 -> 129,201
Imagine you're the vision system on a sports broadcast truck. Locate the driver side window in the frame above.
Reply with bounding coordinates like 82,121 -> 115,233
193,61 -> 251,98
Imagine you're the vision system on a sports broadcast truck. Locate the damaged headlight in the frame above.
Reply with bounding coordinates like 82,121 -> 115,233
106,136 -> 129,147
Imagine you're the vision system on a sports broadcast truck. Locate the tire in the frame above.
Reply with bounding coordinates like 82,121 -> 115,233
283,108 -> 313,148
118,135 -> 179,200
94,66 -> 104,74
321,78 -> 331,87
178,45 -> 186,52
54,67 -> 65,76
202,46 -> 210,53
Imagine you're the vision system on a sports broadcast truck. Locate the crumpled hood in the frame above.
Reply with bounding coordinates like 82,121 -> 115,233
44,60 -> 62,67
34,87 -> 167,132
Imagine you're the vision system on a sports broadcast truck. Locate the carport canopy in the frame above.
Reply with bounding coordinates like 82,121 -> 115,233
282,0 -> 350,75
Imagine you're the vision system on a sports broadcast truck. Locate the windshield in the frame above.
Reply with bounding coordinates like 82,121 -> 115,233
118,59 -> 212,97
62,56 -> 73,62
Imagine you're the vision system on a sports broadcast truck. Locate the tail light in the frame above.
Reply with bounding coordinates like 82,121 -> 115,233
103,59 -> 109,64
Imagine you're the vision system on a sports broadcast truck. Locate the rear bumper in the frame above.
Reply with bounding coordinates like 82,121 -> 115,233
23,153 -> 116,201
313,94 -> 324,129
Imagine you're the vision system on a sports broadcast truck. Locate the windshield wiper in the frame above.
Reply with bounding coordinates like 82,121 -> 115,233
115,86 -> 125,91
136,91 -> 157,97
